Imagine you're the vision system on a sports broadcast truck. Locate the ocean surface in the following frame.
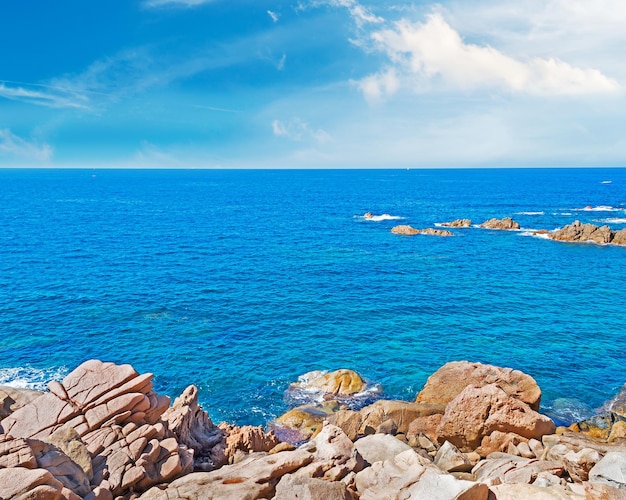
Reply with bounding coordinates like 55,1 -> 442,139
1,168 -> 625,427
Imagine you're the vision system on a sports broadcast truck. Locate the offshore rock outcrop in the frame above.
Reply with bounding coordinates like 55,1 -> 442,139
479,217 -> 521,230
2,359 -> 626,499
441,218 -> 472,227
391,225 -> 453,236
548,220 -> 626,246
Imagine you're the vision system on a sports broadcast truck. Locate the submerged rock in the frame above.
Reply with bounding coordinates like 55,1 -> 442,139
391,225 -> 453,236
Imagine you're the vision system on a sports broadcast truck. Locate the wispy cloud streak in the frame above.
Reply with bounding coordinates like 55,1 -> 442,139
0,129 -> 52,161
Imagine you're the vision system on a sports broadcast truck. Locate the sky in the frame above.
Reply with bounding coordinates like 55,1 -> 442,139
1,0 -> 625,168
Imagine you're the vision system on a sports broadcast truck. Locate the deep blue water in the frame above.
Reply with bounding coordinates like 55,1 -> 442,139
1,168 -> 625,426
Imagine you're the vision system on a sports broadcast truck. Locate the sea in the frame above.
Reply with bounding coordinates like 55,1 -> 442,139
1,168 -> 625,427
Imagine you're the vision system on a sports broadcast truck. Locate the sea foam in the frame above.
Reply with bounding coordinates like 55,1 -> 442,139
0,366 -> 68,391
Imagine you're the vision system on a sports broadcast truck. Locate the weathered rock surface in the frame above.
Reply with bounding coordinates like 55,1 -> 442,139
549,220 -> 626,246
1,360 -> 193,497
436,384 -> 555,451
416,361 -> 543,410
291,369 -> 367,397
441,218 -> 472,227
0,467 -> 66,500
138,448 -> 314,500
353,433 -> 413,465
479,217 -> 520,230
391,225 -> 453,236
588,451 -> 626,490
434,440 -> 473,472
0,386 -> 43,420
488,482 -> 586,499
275,474 -> 355,500
473,452 -> 564,486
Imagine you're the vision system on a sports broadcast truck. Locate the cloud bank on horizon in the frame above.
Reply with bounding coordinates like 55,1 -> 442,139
0,0 -> 625,168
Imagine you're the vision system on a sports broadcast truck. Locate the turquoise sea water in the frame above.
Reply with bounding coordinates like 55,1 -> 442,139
1,168 -> 625,426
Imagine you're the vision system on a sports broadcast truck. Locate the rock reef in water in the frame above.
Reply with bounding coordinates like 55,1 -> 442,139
440,218 -> 472,228
547,220 -> 626,246
391,225 -> 453,236
2,359 -> 626,499
479,217 -> 521,230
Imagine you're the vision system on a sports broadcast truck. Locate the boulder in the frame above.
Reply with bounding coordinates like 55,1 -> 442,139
436,384 -> 555,451
0,467 -> 65,500
549,220 -> 615,245
588,451 -> 626,490
419,228 -> 453,237
479,217 -> 520,230
475,430 -> 530,457
218,423 -> 280,464
472,453 -> 564,486
162,384 -> 226,470
488,483 -> 585,499
275,474 -> 355,500
441,219 -> 472,228
0,386 -> 43,419
434,440 -> 473,473
613,229 -> 626,246
404,466 -> 489,499
356,400 -> 446,436
354,434 -> 413,465
296,424 -> 364,481
406,413 -> 444,445
354,449 -> 431,499
274,404 -> 336,443
416,361 -> 542,410
293,369 -> 367,397
44,426 -> 93,481
391,224 -> 420,235
137,448 -> 314,500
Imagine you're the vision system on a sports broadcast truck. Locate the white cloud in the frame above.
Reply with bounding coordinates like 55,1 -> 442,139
267,10 -> 279,23
306,0 -> 383,27
0,81 -> 90,109
364,13 -> 620,97
357,68 -> 399,103
277,54 -> 286,71
0,129 -> 52,162
272,118 -> 332,144
143,0 -> 212,8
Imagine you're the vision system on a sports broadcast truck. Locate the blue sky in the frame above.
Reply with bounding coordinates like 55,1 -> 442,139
1,0 -> 625,168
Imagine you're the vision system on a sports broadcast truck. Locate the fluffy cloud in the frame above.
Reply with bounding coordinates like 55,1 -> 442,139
272,118 -> 332,144
361,13 -> 620,98
267,10 -> 279,23
0,129 -> 52,162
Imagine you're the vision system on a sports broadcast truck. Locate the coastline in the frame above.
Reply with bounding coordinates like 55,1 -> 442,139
2,359 -> 626,499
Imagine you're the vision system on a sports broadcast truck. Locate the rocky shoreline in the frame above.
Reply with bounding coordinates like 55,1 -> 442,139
2,360 -> 626,499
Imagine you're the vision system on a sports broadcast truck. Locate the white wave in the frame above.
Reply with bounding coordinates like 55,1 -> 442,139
515,211 -> 545,216
0,366 -> 68,391
556,212 -> 573,216
601,180 -> 612,184
575,205 -> 624,212
359,213 -> 403,221
594,218 -> 626,224
520,230 -> 552,240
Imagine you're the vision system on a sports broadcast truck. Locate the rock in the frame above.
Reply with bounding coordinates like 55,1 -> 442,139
475,430 -> 529,457
390,225 -> 453,236
354,449 -> 431,499
406,413 -> 444,445
0,360 -> 193,497
391,224 -> 420,235
326,410 -> 362,441
275,405 -> 335,443
441,219 -> 472,228
419,228 -> 453,236
613,229 -> 626,246
297,369 -> 367,397
542,432 -> 626,459
549,220 -> 618,245
404,466 -> 489,499
44,426 -> 93,481
517,441 -> 535,458
162,384 -> 225,470
416,361 -> 542,410
137,448 -> 314,500
354,434 -> 413,465
218,423 -> 280,464
488,483 -> 585,499
0,386 -> 43,419
588,451 -> 626,490
436,384 -> 555,451
611,422 -> 626,443
543,443 -> 602,482
434,440 -> 473,473
479,217 -> 520,230
0,467 -> 65,500
0,434 -> 37,469
472,453 -> 564,486
296,424 -> 364,481
357,400 -> 446,436
275,474 -> 355,500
